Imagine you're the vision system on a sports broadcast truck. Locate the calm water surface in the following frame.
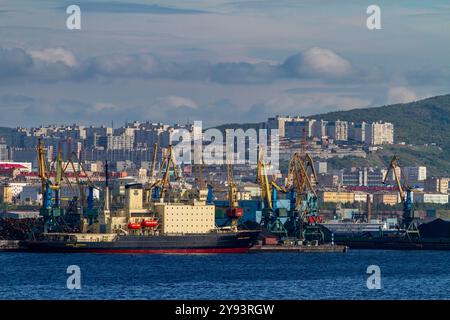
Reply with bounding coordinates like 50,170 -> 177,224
0,250 -> 448,299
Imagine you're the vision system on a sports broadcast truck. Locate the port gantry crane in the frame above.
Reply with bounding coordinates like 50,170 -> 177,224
383,155 -> 420,239
193,161 -> 214,204
225,161 -> 243,231
38,138 -> 101,233
66,151 -> 99,227
146,144 -> 179,202
37,139 -> 65,233
256,148 -> 288,238
282,152 -> 324,243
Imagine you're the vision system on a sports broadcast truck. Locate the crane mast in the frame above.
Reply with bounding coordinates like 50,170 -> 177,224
383,155 -> 418,237
225,162 -> 242,231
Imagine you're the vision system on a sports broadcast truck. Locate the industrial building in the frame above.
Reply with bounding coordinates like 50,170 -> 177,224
373,192 -> 400,206
318,191 -> 355,204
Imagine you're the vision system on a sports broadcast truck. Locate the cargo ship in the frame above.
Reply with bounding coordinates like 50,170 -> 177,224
22,181 -> 260,254
23,230 -> 259,253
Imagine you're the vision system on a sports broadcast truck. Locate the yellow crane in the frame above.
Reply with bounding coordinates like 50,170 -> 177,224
147,145 -> 179,201
37,139 -> 64,232
225,162 -> 242,231
383,155 -> 418,237
256,148 -> 288,237
256,150 -> 273,210
150,142 -> 158,179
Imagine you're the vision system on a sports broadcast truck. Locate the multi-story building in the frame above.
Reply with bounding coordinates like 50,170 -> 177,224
373,192 -> 400,205
318,191 -> 355,203
314,161 -> 327,174
354,192 -> 369,202
326,120 -> 348,141
267,116 -> 304,137
0,138 -> 9,161
365,121 -> 394,145
413,192 -> 448,204
348,122 -> 366,143
403,166 -> 427,183
317,173 -> 339,187
284,120 -> 313,139
424,177 -> 449,194
0,184 -> 13,203
340,167 -> 386,187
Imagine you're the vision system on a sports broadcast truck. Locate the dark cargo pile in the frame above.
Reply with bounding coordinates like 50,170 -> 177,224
0,218 -> 42,240
419,219 -> 450,238
0,217 -> 81,240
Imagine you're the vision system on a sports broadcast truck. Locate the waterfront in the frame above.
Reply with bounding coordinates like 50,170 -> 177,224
0,250 -> 449,300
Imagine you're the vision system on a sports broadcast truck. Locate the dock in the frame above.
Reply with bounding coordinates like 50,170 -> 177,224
250,244 -> 348,253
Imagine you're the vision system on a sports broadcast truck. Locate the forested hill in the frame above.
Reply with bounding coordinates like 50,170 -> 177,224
315,94 -> 450,150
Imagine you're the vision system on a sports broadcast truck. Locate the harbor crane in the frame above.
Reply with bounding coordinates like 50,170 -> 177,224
194,162 -> 214,204
37,139 -> 64,233
146,145 -> 179,202
383,155 -> 420,239
283,152 -> 323,242
225,162 -> 243,231
256,148 -> 288,238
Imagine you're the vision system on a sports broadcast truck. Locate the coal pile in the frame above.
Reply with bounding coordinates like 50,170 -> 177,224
419,218 -> 450,238
0,218 -> 43,240
0,217 -> 81,240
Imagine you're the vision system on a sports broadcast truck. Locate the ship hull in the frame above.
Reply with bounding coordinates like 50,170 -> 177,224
23,231 -> 260,254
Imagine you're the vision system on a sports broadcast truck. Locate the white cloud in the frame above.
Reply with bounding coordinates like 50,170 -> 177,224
30,48 -> 77,67
153,95 -> 199,109
91,102 -> 118,112
387,86 -> 417,104
283,47 -> 353,79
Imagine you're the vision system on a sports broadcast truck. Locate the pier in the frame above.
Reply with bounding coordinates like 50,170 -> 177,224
250,244 -> 348,253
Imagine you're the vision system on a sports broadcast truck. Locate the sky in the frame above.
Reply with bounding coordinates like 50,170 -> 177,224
0,0 -> 449,127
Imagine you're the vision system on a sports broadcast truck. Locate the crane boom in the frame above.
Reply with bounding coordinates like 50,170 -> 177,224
150,142 -> 158,178
383,155 -> 405,202
37,138 -> 48,194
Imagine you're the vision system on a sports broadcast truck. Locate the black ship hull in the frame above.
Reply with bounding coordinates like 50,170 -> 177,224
23,231 -> 260,254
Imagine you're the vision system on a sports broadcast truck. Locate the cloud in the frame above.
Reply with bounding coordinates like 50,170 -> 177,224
282,47 -> 353,79
86,53 -> 161,78
153,96 -> 199,109
30,48 -> 76,67
0,47 -> 33,76
210,62 -> 280,84
387,86 -> 418,104
0,46 -> 377,86
60,2 -> 208,14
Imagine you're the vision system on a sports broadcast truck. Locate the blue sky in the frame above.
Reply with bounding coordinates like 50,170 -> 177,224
0,0 -> 449,127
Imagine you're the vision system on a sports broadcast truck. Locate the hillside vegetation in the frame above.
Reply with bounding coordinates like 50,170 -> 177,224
317,94 -> 450,175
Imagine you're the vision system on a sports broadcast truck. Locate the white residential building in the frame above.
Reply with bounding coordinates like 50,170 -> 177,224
413,193 -> 448,204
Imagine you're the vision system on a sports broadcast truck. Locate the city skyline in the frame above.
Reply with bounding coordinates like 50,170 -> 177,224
0,1 -> 449,127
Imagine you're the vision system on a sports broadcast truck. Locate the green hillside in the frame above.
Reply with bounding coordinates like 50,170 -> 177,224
316,94 -> 450,176
316,94 -> 450,149
211,95 -> 450,176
